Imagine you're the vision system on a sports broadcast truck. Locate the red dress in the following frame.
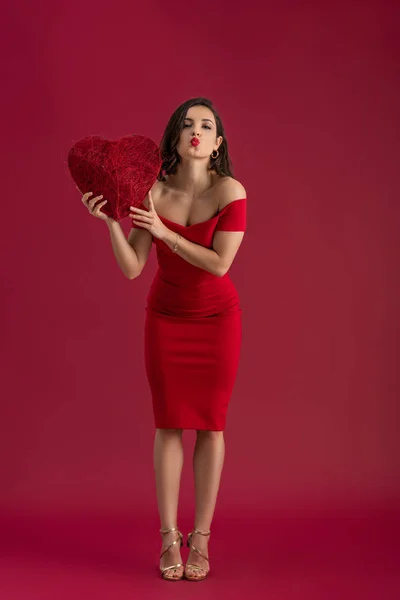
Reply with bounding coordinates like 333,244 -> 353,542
132,198 -> 247,431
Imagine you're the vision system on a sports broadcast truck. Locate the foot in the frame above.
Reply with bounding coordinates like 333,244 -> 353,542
160,529 -> 184,581
185,531 -> 210,580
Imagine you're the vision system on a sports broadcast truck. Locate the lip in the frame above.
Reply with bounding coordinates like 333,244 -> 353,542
190,138 -> 200,147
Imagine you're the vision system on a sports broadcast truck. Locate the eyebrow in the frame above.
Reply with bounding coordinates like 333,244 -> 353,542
184,117 -> 214,124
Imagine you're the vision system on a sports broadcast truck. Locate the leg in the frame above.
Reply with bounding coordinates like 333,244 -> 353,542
154,428 -> 184,580
186,430 -> 225,579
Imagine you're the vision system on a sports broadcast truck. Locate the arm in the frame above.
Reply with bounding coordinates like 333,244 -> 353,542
130,178 -> 246,277
107,220 -> 152,280
161,178 -> 246,276
161,229 -> 244,277
108,180 -> 163,279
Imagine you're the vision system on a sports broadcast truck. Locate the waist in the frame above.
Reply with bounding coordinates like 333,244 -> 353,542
147,271 -> 240,317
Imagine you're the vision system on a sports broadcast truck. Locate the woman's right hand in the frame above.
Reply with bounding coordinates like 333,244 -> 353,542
81,191 -> 113,223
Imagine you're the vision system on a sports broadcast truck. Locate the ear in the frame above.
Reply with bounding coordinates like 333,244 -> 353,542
216,136 -> 223,149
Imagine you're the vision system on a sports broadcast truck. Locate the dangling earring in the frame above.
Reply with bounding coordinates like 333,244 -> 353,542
211,149 -> 219,159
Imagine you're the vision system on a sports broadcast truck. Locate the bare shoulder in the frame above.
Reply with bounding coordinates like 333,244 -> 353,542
216,177 -> 247,209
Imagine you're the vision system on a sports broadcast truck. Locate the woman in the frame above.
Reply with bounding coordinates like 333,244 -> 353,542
81,97 -> 247,581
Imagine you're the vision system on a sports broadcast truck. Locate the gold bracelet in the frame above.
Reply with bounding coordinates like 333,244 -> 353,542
173,233 -> 181,252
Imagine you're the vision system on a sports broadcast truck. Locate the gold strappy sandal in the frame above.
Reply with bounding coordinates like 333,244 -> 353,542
184,529 -> 211,581
159,527 -> 184,581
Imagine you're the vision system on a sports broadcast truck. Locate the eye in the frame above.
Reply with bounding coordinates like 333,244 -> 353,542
183,122 -> 212,129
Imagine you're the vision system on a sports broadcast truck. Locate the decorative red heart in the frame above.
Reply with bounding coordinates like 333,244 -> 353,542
68,134 -> 162,221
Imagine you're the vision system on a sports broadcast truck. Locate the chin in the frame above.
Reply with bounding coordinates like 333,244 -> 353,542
182,150 -> 200,160
190,147 -> 209,157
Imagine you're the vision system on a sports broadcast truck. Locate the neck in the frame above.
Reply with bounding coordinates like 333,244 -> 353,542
170,159 -> 214,197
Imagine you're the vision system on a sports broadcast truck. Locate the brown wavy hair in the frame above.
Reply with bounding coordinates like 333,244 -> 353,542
157,97 -> 234,181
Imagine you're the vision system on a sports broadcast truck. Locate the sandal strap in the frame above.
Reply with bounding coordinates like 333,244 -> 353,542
185,563 -> 209,572
188,544 -> 209,563
187,530 -> 210,563
160,526 -> 182,535
160,562 -> 183,573
160,528 -> 183,560
191,529 -> 211,536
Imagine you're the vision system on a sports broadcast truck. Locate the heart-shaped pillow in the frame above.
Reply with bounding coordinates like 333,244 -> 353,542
68,134 -> 162,221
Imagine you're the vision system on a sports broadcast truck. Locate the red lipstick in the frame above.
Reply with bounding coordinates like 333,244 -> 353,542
190,138 -> 200,147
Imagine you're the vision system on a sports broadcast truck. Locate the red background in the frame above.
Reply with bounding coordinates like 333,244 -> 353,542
1,0 -> 399,597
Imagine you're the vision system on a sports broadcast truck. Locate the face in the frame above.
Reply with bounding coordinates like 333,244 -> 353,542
176,105 -> 223,161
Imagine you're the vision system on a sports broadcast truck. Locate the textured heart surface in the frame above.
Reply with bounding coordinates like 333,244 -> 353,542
68,134 -> 162,221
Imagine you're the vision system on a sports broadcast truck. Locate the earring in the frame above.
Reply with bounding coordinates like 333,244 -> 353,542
211,149 -> 219,159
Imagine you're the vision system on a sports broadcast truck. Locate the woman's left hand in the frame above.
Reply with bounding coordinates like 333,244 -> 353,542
129,190 -> 169,240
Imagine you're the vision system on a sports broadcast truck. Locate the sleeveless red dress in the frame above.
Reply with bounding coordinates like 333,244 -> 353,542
132,198 -> 247,431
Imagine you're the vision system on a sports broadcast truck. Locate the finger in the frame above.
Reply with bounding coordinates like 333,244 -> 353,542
81,192 -> 93,203
130,207 -> 149,216
88,195 -> 103,207
131,214 -> 152,223
93,199 -> 108,211
132,219 -> 149,229
128,212 -> 150,220
89,194 -> 103,203
148,190 -> 154,211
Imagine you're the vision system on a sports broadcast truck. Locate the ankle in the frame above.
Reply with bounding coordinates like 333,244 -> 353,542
160,527 -> 182,547
191,528 -> 211,539
160,525 -> 179,533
